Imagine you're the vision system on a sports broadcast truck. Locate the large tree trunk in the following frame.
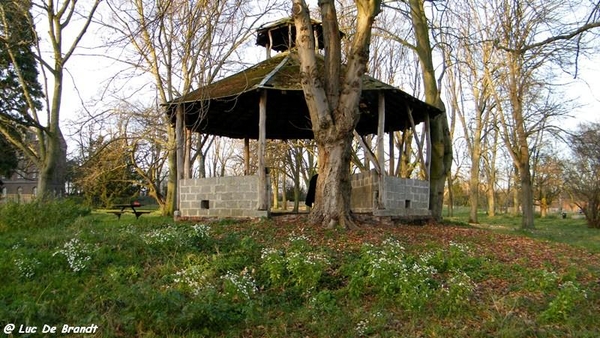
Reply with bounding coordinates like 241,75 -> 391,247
38,68 -> 66,197
408,0 -> 452,222
38,130 -> 65,198
309,134 -> 356,228
518,153 -> 535,229
429,117 -> 452,221
293,0 -> 380,229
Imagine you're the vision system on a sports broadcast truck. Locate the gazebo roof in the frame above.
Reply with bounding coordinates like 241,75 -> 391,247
165,51 -> 442,140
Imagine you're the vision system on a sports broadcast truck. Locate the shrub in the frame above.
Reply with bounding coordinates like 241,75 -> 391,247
346,238 -> 480,313
540,281 -> 588,322
0,198 -> 91,231
260,233 -> 330,295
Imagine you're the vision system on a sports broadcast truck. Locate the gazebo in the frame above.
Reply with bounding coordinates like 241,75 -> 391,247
165,18 -> 442,220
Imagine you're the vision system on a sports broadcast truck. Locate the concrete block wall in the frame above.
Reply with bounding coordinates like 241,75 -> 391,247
376,175 -> 430,217
350,170 -> 430,217
350,170 -> 377,213
179,176 -> 269,218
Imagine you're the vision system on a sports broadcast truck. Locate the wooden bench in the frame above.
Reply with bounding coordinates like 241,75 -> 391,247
133,211 -> 151,219
107,211 -> 126,219
107,210 -> 151,219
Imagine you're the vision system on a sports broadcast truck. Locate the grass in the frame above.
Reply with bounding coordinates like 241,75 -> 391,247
1,203 -> 599,337
446,207 -> 600,253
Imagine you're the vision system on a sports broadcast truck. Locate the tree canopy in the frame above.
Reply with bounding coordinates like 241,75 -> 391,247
0,0 -> 44,134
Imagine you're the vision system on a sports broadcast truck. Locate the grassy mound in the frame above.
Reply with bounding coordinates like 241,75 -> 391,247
0,212 -> 598,336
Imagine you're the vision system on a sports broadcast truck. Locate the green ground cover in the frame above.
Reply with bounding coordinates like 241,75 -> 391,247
1,201 -> 599,337
446,207 -> 600,253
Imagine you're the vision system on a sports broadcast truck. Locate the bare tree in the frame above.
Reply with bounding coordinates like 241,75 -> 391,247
482,125 -> 501,216
489,0 -> 599,229
284,140 -> 314,212
292,0 -> 382,228
532,151 -> 563,217
0,0 -> 102,196
103,0 -> 285,215
445,0 -> 497,223
564,121 -> 600,228
377,0 -> 453,221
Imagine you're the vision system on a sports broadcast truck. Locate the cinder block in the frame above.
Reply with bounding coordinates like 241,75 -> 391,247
218,209 -> 232,217
231,209 -> 247,217
200,185 -> 214,193
238,201 -> 253,209
219,192 -> 232,201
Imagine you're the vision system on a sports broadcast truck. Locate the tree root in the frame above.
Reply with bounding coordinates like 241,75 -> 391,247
338,214 -> 360,230
310,211 -> 360,230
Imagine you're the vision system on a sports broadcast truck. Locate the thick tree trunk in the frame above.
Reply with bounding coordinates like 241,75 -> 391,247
309,134 -> 357,229
429,114 -> 452,221
293,0 -> 380,228
38,135 -> 55,196
38,70 -> 66,198
409,0 -> 452,222
38,131 -> 64,198
519,160 -> 535,229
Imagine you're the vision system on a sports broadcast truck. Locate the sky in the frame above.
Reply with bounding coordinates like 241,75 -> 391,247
54,0 -> 599,148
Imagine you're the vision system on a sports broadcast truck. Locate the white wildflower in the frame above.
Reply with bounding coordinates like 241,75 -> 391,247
53,238 -> 92,273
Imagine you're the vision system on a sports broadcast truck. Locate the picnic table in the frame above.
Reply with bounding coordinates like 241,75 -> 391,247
107,202 -> 151,219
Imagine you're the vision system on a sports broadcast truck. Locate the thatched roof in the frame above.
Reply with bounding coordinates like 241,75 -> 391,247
165,51 -> 442,140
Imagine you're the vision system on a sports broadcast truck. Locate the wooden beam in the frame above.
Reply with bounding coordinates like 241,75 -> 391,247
407,105 -> 429,180
425,114 -> 431,179
258,90 -> 268,210
175,104 -> 184,210
184,129 -> 191,179
244,138 -> 250,175
377,92 -> 386,210
389,131 -> 395,176
377,92 -> 385,175
267,29 -> 273,59
353,130 -> 380,175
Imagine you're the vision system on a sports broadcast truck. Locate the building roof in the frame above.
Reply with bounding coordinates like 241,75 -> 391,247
165,51 -> 442,140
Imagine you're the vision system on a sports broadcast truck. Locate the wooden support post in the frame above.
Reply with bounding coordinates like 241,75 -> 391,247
425,114 -> 431,179
377,92 -> 386,209
267,29 -> 273,59
353,131 -> 380,174
258,90 -> 268,211
377,92 -> 386,174
175,104 -> 184,210
389,131 -> 395,176
244,138 -> 250,175
289,24 -> 293,50
184,129 -> 191,179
